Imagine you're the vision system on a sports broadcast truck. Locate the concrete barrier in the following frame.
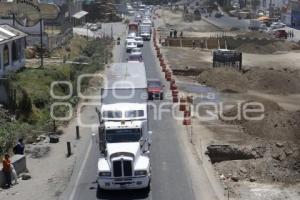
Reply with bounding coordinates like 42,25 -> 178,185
0,155 -> 27,187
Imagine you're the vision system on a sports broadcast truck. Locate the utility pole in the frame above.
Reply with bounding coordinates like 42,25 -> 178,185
40,19 -> 44,68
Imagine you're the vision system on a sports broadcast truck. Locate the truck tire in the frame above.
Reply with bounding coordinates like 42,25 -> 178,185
97,185 -> 106,198
160,93 -> 163,100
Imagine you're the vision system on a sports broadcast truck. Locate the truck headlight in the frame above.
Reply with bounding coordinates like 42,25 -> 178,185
99,172 -> 111,177
134,170 -> 147,176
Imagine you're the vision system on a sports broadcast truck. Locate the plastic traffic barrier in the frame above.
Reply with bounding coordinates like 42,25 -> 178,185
172,90 -> 179,97
184,110 -> 191,118
183,118 -> 191,126
173,96 -> 179,103
187,96 -> 193,104
179,97 -> 187,111
170,82 -> 177,90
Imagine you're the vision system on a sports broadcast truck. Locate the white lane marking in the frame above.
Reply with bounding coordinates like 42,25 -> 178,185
68,139 -> 93,200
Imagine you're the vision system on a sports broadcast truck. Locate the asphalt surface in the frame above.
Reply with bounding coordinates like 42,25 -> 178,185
65,36 -> 202,199
204,11 -> 249,31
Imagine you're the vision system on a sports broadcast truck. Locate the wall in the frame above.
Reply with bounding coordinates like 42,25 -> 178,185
0,155 -> 27,187
0,38 -> 26,77
164,37 -> 280,49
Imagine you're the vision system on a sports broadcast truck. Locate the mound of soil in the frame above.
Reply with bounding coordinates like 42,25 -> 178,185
244,67 -> 300,94
197,68 -> 247,93
222,96 -> 300,141
197,67 -> 300,95
236,41 -> 300,54
244,110 -> 300,141
222,96 -> 283,122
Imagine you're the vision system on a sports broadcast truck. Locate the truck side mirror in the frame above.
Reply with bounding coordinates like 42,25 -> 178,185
143,150 -> 150,155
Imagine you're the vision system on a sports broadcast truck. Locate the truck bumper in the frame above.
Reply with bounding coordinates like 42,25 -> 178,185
141,35 -> 151,41
98,175 -> 150,190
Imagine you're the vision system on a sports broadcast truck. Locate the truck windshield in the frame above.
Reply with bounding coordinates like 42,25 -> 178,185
103,111 -> 122,118
125,110 -> 144,118
106,129 -> 141,143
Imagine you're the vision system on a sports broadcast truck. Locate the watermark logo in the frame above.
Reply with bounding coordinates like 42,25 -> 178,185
50,75 -> 265,126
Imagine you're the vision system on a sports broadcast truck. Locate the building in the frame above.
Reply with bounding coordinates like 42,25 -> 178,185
281,0 -> 300,26
260,0 -> 287,10
0,24 -> 27,77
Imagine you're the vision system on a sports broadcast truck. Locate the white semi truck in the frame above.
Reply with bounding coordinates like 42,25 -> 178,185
139,24 -> 152,41
96,63 -> 151,190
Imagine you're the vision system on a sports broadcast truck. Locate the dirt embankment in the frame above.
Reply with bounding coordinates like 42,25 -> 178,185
197,67 -> 300,94
197,68 -> 248,93
207,142 -> 300,184
222,97 -> 300,141
234,32 -> 300,54
206,96 -> 300,185
236,41 -> 300,54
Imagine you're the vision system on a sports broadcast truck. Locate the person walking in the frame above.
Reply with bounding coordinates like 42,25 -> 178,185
180,31 -> 183,38
13,138 -> 25,155
2,154 -> 12,188
192,40 -> 196,49
170,30 -> 173,38
174,30 -> 178,38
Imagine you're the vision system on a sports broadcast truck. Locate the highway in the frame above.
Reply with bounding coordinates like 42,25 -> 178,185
61,24 -> 220,200
204,11 -> 250,31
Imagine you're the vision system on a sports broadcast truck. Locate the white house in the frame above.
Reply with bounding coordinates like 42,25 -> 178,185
0,24 -> 27,77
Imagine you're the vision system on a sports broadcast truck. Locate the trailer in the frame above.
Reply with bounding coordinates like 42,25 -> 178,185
139,24 -> 152,41
128,22 -> 139,35
96,62 -> 151,191
101,62 -> 147,105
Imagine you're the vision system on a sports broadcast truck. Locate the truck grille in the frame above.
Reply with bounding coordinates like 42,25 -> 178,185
113,160 -> 132,177
123,160 -> 133,176
113,161 -> 122,177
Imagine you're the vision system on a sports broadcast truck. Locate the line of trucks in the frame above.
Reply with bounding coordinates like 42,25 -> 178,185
95,62 -> 152,191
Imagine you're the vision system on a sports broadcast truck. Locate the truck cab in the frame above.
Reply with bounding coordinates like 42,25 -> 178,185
100,103 -> 150,147
97,121 -> 151,190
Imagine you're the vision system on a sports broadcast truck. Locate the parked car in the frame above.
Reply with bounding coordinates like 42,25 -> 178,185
147,79 -> 164,100
270,22 -> 286,29
259,24 -> 268,32
215,12 -> 223,18
86,23 -> 92,29
126,39 -> 137,52
90,24 -> 98,31
135,36 -> 144,47
274,29 -> 287,39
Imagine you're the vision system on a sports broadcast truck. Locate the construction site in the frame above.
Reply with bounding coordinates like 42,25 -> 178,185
155,4 -> 300,200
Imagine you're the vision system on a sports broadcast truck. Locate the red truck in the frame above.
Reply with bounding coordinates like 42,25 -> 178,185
128,22 -> 139,35
274,30 -> 287,39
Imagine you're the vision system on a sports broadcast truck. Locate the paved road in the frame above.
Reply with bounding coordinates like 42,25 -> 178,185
62,24 -> 220,200
204,11 -> 249,31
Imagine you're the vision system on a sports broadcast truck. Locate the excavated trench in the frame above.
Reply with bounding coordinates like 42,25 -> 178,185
206,145 -> 265,163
